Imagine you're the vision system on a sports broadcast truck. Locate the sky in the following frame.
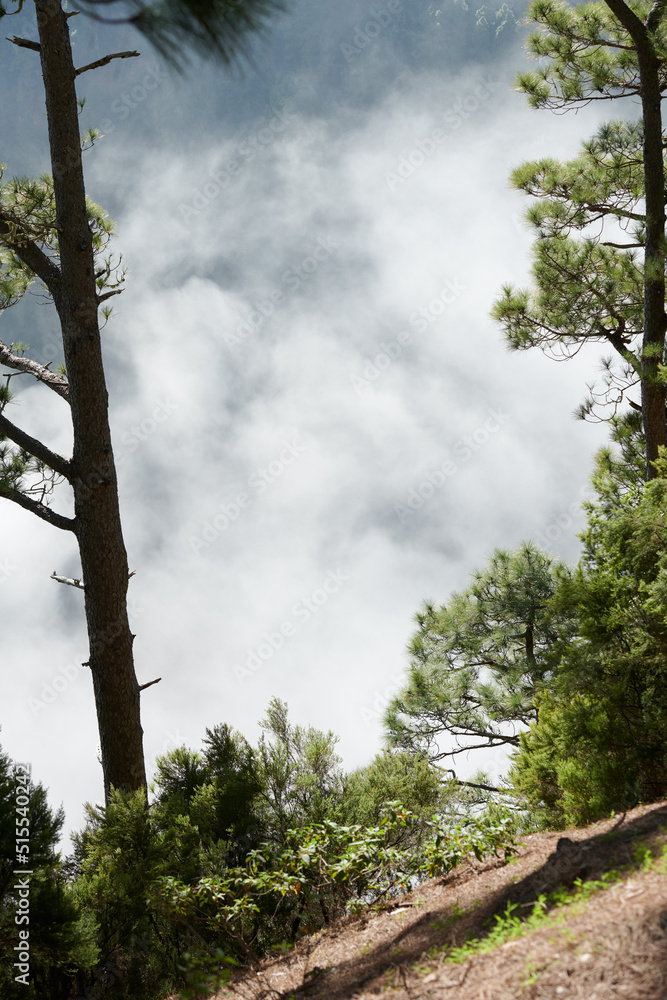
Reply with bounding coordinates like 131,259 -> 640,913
0,0 -> 629,846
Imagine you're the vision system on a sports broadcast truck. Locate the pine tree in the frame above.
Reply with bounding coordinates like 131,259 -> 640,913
493,0 -> 667,479
0,0 -> 283,801
0,742 -> 98,999
384,544 -> 578,776
511,460 -> 667,823
0,0 -> 150,799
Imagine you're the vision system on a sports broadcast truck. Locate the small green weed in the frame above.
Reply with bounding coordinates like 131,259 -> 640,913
520,956 -> 542,989
633,843 -> 654,871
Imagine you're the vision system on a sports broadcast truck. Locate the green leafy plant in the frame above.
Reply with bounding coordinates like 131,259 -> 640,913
153,802 -> 517,960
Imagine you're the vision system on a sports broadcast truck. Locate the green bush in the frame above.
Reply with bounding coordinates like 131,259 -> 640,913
153,801 -> 517,957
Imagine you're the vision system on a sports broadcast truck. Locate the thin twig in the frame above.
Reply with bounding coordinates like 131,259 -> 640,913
139,677 -> 161,692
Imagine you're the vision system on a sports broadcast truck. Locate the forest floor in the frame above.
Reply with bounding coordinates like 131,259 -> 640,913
207,800 -> 667,1000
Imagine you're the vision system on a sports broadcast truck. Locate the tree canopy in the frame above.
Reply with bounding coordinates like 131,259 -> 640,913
384,544 -> 578,773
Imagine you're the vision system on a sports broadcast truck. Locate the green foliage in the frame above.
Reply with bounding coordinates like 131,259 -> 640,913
178,949 -> 235,999
591,409 -> 646,500
0,168 -> 116,293
66,761 -> 513,995
153,700 -> 344,863
340,749 -> 445,830
511,460 -> 667,824
492,119 -> 647,422
516,0 -> 666,109
384,544 -> 577,767
60,702 -> 351,995
71,788 -> 207,997
0,742 -> 97,1000
153,723 -> 262,862
0,164 -> 123,506
255,697 -> 346,839
154,802 -> 517,958
494,0 -> 667,444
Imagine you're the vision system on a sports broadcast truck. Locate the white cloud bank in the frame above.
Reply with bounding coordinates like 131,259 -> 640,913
1,29 -> 625,844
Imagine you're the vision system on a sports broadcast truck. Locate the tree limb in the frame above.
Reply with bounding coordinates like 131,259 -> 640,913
75,49 -> 140,76
0,413 -> 72,480
50,568 -> 136,589
457,779 -> 503,793
0,488 -> 76,531
8,35 -> 41,52
0,211 -> 62,304
51,572 -> 84,588
96,288 -> 123,304
445,774 -> 503,793
0,340 -> 69,401
139,677 -> 161,692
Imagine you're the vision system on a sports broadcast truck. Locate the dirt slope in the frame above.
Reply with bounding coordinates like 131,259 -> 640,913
212,801 -> 667,1000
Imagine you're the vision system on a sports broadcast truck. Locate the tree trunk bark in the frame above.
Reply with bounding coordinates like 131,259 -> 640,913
638,57 -> 667,480
34,0 -> 146,800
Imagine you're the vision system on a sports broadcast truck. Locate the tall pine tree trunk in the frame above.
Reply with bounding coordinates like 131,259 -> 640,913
35,0 -> 146,799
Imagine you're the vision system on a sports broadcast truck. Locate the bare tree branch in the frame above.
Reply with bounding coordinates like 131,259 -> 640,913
139,677 -> 161,692
0,341 -> 69,401
0,488 -> 76,531
0,412 -> 72,480
51,568 -> 136,589
51,572 -> 84,588
96,288 -> 124,304
7,35 -> 40,52
457,779 -> 504,793
75,49 -> 140,76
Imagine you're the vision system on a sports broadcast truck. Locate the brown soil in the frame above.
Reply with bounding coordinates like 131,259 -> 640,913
211,801 -> 667,1000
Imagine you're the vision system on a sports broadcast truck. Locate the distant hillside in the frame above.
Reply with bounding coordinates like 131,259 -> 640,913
209,801 -> 667,1000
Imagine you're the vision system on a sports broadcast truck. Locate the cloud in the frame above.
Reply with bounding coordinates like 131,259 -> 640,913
0,9 -> 624,844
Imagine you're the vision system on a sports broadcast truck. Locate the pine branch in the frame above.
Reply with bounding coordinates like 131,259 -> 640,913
446,734 -> 521,751
75,50 -> 140,76
0,488 -> 76,531
602,0 -> 649,58
457,779 -> 503,793
0,413 -> 72,480
0,211 -> 62,304
442,770 -> 504,793
0,340 -> 69,401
